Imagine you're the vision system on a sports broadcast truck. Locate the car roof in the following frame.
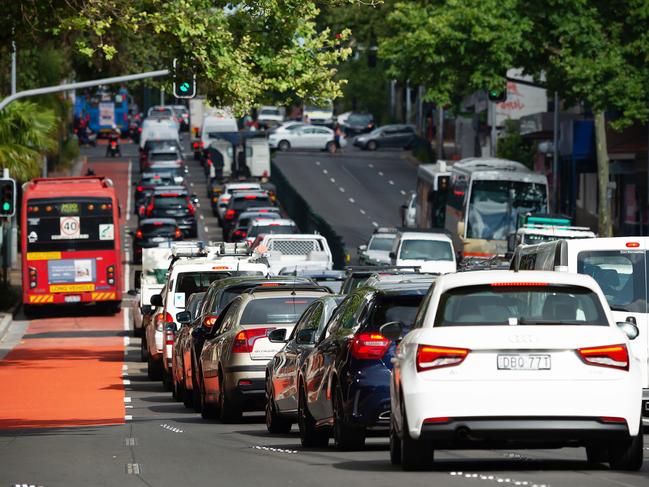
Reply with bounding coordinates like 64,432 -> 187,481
362,281 -> 432,296
225,182 -> 262,190
209,275 -> 315,290
398,231 -> 453,242
247,289 -> 330,299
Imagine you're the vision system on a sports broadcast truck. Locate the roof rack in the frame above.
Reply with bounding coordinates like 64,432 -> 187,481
373,227 -> 399,234
171,241 -> 207,258
246,284 -> 331,294
209,242 -> 253,257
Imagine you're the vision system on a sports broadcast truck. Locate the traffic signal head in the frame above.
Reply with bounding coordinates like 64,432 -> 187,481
488,87 -> 507,103
173,60 -> 196,99
0,178 -> 16,217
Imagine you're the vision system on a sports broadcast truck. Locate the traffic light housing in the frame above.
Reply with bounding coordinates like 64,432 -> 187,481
488,86 -> 507,103
0,178 -> 16,217
173,59 -> 196,99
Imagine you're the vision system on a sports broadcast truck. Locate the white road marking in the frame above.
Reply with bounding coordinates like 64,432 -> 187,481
323,169 -> 328,174
126,463 -> 141,474
122,364 -> 128,370
369,163 -> 374,168
123,379 -> 131,385
161,423 -> 184,433
360,209 -> 366,215
124,397 -> 131,403
125,405 -> 133,409
330,177 -> 336,183
204,226 -> 209,233
199,214 -> 204,220
190,182 -> 194,187
315,161 -> 321,166
348,198 -> 355,203
252,445 -> 298,454
378,171 -> 384,176
400,190 -> 407,195
339,187 -> 345,193
126,159 -> 132,222
372,221 -> 379,227
448,472 -> 546,487
388,180 -> 394,185
125,437 -> 137,446
125,415 -> 133,421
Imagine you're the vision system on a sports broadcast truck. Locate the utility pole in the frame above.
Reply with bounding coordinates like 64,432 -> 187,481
11,40 -> 16,95
160,88 -> 165,106
594,111 -> 612,237
437,106 -> 444,160
552,92 -> 559,212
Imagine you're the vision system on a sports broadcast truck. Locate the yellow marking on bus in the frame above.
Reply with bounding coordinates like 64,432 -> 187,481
29,295 -> 54,303
26,252 -> 61,261
92,292 -> 116,301
50,284 -> 95,293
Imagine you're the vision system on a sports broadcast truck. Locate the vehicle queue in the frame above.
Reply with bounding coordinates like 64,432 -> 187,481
121,106 -> 648,473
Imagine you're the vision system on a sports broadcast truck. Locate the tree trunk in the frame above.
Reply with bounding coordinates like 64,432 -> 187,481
594,111 -> 612,237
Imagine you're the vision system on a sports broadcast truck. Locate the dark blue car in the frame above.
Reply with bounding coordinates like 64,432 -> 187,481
298,282 -> 430,450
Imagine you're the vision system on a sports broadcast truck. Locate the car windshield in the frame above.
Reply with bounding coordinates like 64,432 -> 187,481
367,295 -> 424,333
248,224 -> 296,238
148,167 -> 183,178
467,180 -> 548,240
233,197 -> 271,211
577,250 -> 647,313
175,272 -> 236,296
240,297 -> 318,325
348,114 -> 372,124
434,284 -> 608,326
369,236 -> 395,251
399,239 -> 453,261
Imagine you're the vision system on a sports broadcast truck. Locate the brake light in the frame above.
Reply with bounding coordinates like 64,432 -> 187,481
28,267 -> 37,288
106,265 -> 115,285
599,416 -> 627,424
244,195 -> 257,200
232,328 -> 275,353
225,209 -> 236,220
416,345 -> 470,372
187,203 -> 195,216
423,417 -> 451,424
232,230 -> 246,238
160,193 -> 180,197
626,242 -> 640,248
174,228 -> 183,239
577,344 -> 629,371
203,315 -> 218,328
146,200 -> 154,217
136,185 -> 144,192
490,282 -> 548,287
207,159 -> 213,167
154,313 -> 165,331
350,333 -> 391,360
212,197 -> 219,203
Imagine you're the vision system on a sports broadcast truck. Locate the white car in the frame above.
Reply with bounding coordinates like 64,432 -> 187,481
386,270 -> 644,471
216,182 -> 262,221
390,231 -> 456,274
268,125 -> 343,152
244,218 -> 298,245
358,228 -> 398,265
257,106 -> 284,128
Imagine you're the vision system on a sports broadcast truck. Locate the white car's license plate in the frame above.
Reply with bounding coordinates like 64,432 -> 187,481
64,295 -> 81,303
497,354 -> 551,370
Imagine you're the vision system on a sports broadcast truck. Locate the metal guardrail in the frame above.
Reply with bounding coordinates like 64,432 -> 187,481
270,160 -> 347,269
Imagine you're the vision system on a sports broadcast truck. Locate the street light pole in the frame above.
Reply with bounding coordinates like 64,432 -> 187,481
552,91 -> 559,212
11,40 -> 16,95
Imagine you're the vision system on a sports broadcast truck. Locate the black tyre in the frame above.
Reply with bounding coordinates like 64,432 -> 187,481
400,404 -> 433,471
298,386 -> 329,447
162,372 -> 172,392
325,141 -> 337,153
140,336 -> 148,362
266,380 -> 292,434
192,357 -> 202,413
608,434 -> 643,471
367,140 -> 377,151
183,375 -> 194,409
586,444 -> 608,464
218,371 -> 242,423
278,140 -> 290,152
147,355 -> 162,381
332,386 -> 365,450
390,414 -> 402,465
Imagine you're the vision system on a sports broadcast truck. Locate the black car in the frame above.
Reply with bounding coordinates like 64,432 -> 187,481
175,276 -> 317,412
134,173 -> 176,214
132,218 -> 184,263
344,113 -> 375,136
229,209 -> 281,242
222,191 -> 274,237
265,295 -> 344,432
145,187 -> 198,238
298,281 -> 430,449
353,124 -> 416,151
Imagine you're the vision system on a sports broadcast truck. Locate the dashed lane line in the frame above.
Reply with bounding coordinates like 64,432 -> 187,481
126,463 -> 141,475
369,163 -> 374,168
449,472 -> 548,487
388,180 -> 395,185
360,209 -> 366,215
330,177 -> 336,183
400,190 -> 407,195
378,171 -> 384,176
349,198 -> 355,203
372,221 -> 379,227
252,446 -> 298,454
323,169 -> 328,174
339,187 -> 345,193
315,161 -> 321,166
161,423 -> 184,433
204,226 -> 209,233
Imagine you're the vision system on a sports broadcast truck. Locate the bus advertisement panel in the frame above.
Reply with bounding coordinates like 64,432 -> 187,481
21,177 -> 122,311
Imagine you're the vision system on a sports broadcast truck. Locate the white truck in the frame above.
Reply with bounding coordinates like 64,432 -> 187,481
253,234 -> 333,275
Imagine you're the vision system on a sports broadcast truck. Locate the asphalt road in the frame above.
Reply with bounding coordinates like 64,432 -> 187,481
0,139 -> 647,486
274,146 -> 418,253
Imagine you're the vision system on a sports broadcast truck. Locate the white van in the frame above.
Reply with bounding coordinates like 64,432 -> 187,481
200,114 -> 238,148
140,123 -> 181,149
512,237 -> 649,424
390,231 -> 457,274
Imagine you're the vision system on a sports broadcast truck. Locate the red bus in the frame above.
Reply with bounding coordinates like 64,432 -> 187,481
21,177 -> 122,313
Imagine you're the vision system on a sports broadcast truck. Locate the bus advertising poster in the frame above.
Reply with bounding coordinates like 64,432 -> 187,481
47,259 -> 96,284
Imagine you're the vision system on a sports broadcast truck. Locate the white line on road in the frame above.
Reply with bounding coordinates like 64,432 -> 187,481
125,415 -> 133,421
199,214 -> 204,220
339,187 -> 345,193
190,182 -> 194,187
369,163 -> 374,168
330,177 -> 336,183
123,379 -> 131,385
204,226 -> 209,233
122,364 -> 128,370
124,397 -> 131,403
378,171 -> 384,176
315,161 -> 321,166
126,463 -> 141,474
252,445 -> 298,454
400,190 -> 407,195
161,423 -> 184,433
360,209 -> 366,215
323,169 -> 328,174
372,221 -> 379,227
388,180 -> 394,185
348,198 -> 355,203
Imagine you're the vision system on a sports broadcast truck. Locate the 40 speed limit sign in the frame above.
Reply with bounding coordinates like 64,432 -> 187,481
60,216 -> 81,239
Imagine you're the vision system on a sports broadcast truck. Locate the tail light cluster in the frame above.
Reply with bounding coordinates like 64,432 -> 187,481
28,267 -> 37,288
187,203 -> 195,216
136,185 -> 144,192
350,333 -> 391,360
146,200 -> 155,217
577,344 -> 629,371
106,265 -> 115,285
212,197 -> 219,203
416,345 -> 470,372
203,315 -> 218,328
135,229 -> 144,239
154,312 -> 174,332
225,209 -> 236,220
174,228 -> 183,239
232,328 -> 274,353
232,229 -> 247,239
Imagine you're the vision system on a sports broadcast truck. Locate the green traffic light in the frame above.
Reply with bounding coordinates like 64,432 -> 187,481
2,202 -> 10,212
179,82 -> 190,93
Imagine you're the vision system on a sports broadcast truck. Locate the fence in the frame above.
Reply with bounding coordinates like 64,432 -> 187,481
270,160 -> 347,269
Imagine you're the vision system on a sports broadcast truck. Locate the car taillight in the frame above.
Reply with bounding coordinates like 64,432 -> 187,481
135,229 -> 143,239
232,328 -> 274,353
350,333 -> 391,360
175,228 -> 183,239
146,201 -> 154,216
577,344 -> 629,371
207,159 -> 213,167
154,313 -> 165,331
225,209 -> 236,220
212,197 -> 219,203
107,265 -> 115,285
187,203 -> 195,215
165,312 -> 174,323
136,185 -> 143,192
232,230 -> 246,238
28,267 -> 38,288
203,315 -> 218,328
416,345 -> 470,372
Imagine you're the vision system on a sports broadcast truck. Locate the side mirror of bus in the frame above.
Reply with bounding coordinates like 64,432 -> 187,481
389,251 -> 397,260
357,244 -> 367,253
150,294 -> 163,307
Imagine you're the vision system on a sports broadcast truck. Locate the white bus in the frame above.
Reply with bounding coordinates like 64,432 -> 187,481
417,158 -> 548,258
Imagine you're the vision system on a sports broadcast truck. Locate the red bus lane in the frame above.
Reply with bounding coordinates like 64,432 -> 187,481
0,159 -> 131,429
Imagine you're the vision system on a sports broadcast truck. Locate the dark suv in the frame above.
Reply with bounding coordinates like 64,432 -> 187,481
222,191 -> 273,237
344,113 -> 375,136
353,125 -> 416,151
145,187 -> 198,238
298,281 -> 431,449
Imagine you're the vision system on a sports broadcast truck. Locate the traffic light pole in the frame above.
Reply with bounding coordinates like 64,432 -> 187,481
0,69 -> 170,111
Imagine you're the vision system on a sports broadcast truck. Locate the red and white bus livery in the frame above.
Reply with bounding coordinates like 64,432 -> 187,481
21,177 -> 122,312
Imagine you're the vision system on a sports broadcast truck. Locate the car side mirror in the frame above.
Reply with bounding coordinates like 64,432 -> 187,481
389,251 -> 396,260
268,328 -> 287,343
176,310 -> 192,325
617,321 -> 639,340
150,294 -> 163,307
357,244 -> 367,253
380,321 -> 404,342
141,305 -> 152,315
296,329 -> 316,345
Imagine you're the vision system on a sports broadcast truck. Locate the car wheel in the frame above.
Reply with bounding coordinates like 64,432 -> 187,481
400,403 -> 433,471
200,378 -> 219,420
265,380 -> 292,434
367,140 -> 377,151
218,370 -> 242,423
390,412 -> 402,465
278,140 -> 290,152
147,355 -> 162,381
608,433 -> 643,471
192,357 -> 203,413
586,444 -> 608,464
332,385 -> 365,450
325,141 -> 337,153
162,372 -> 173,392
182,372 -> 194,409
298,385 -> 329,447
140,336 -> 147,362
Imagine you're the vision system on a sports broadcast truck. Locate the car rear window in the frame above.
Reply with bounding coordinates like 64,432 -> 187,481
142,176 -> 173,186
141,223 -> 176,236
154,196 -> 187,208
240,297 -> 317,325
434,284 -> 608,326
369,236 -> 395,251
366,295 -> 424,333
151,152 -> 179,162
248,224 -> 296,238
233,196 -> 271,211
399,239 -> 453,261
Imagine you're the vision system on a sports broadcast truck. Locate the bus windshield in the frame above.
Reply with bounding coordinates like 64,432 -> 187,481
467,180 -> 547,240
26,197 -> 115,252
